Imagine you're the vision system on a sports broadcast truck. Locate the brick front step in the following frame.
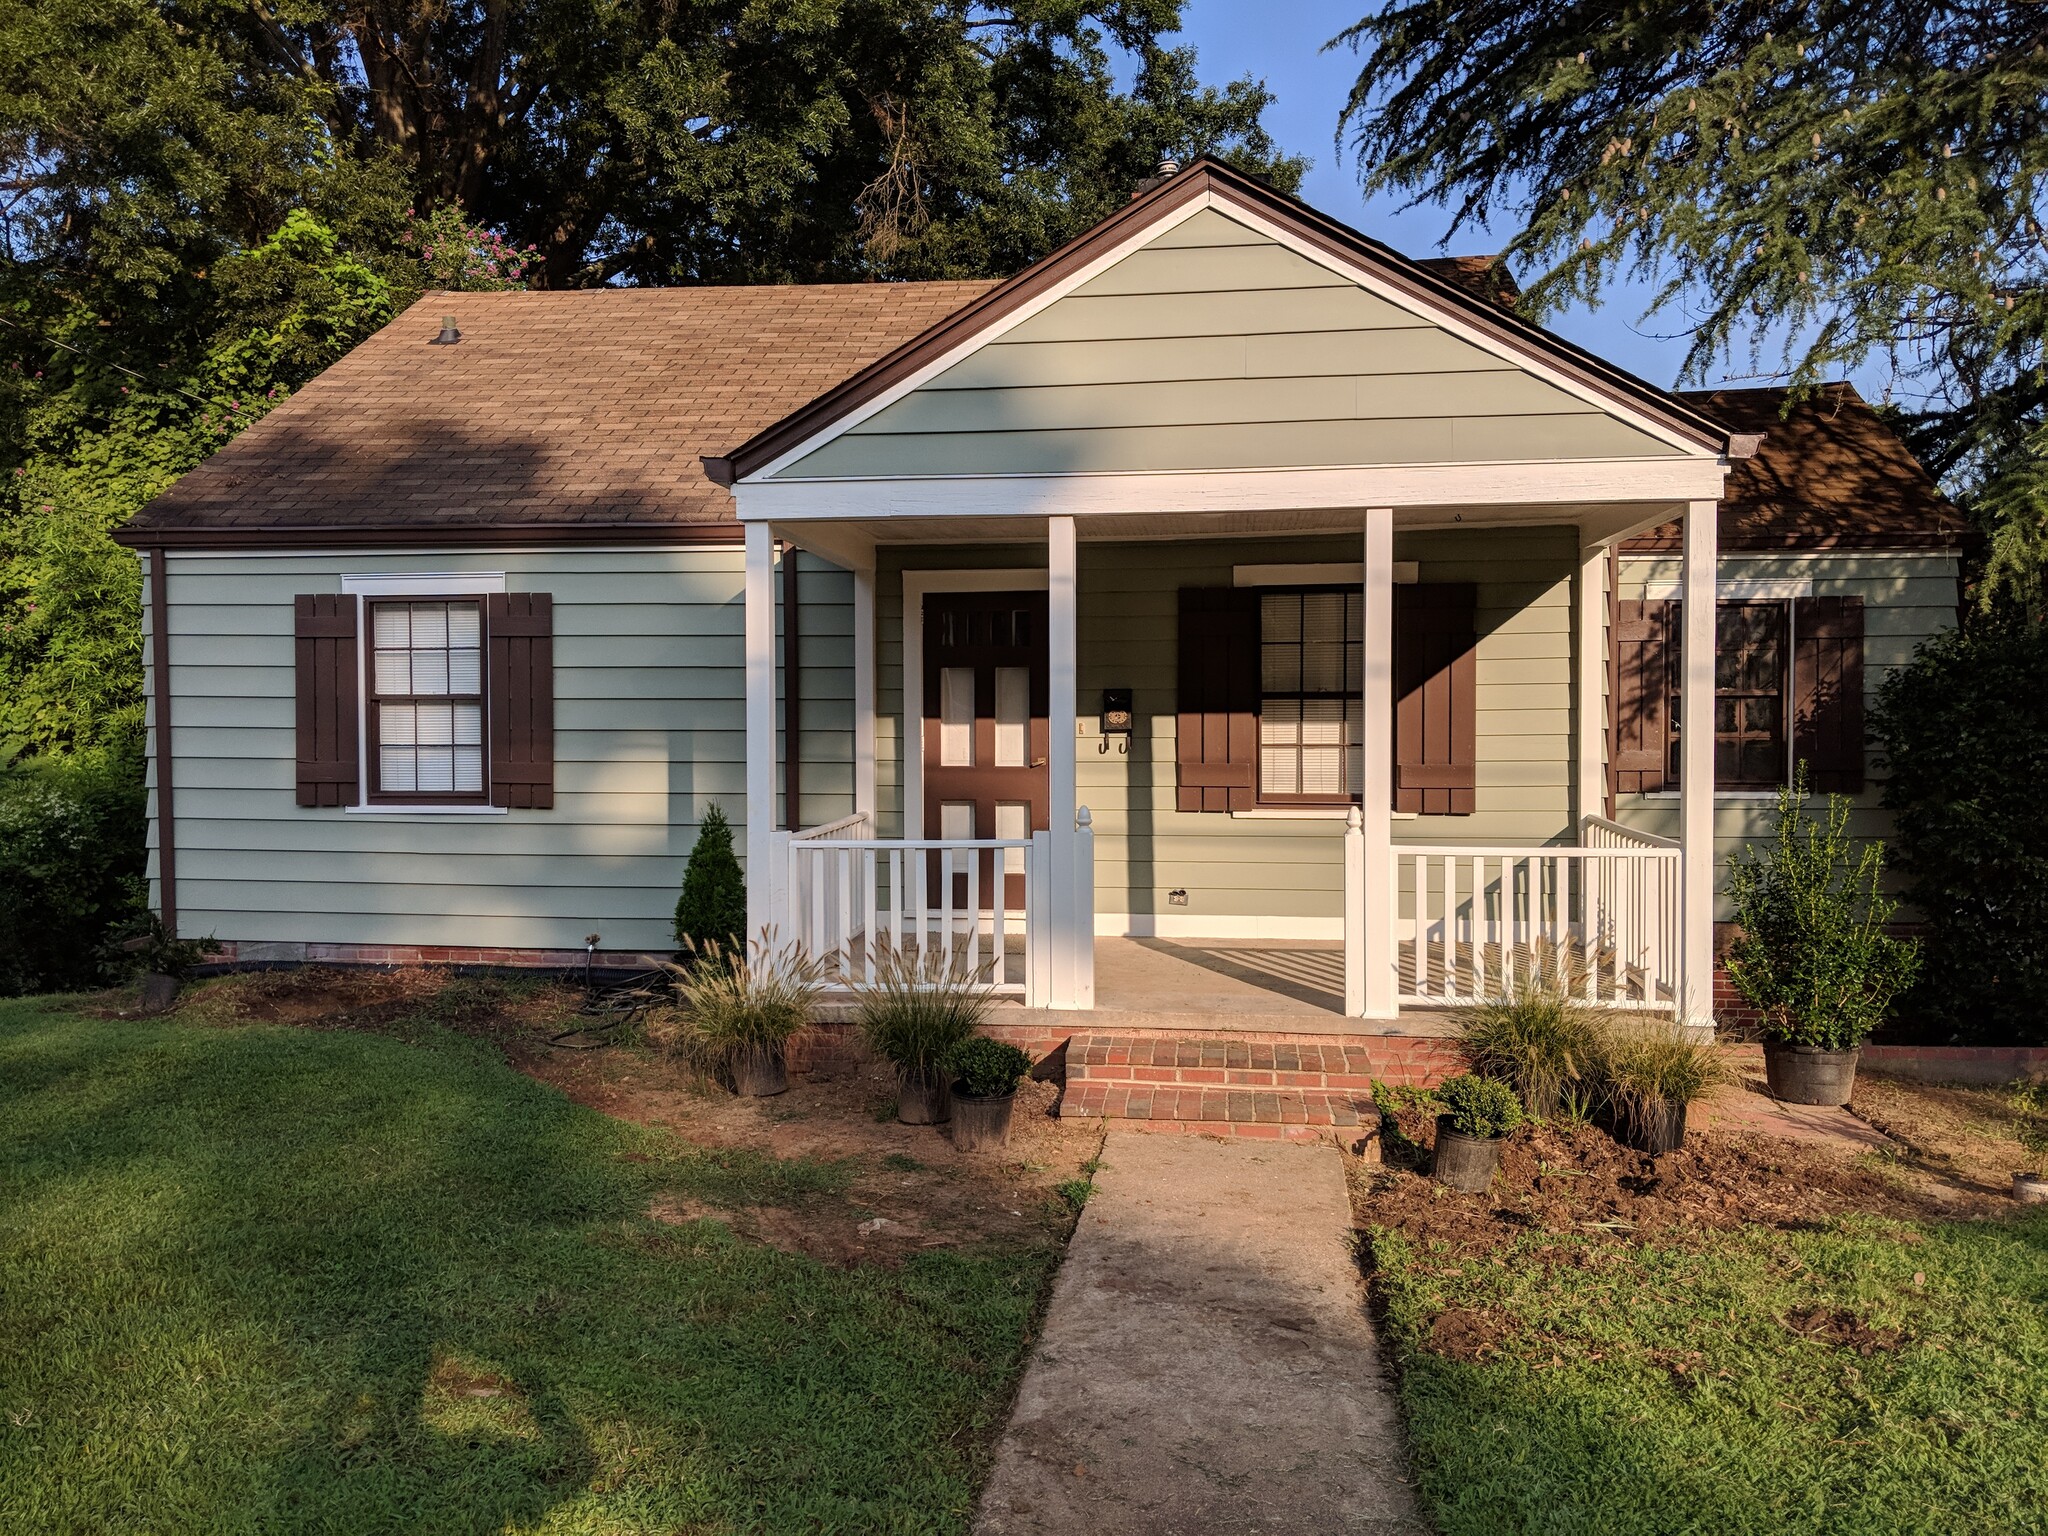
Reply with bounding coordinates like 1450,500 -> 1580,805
1058,1031 -> 1466,1134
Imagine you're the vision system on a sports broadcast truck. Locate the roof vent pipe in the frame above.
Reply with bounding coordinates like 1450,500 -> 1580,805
1156,154 -> 1180,178
431,314 -> 461,345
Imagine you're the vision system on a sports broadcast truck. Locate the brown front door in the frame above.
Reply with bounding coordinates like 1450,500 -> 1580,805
923,590 -> 1049,908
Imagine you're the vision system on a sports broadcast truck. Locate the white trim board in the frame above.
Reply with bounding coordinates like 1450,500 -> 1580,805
733,457 -> 1728,521
341,572 -> 507,596
899,567 -> 1050,840
1638,575 -> 1813,600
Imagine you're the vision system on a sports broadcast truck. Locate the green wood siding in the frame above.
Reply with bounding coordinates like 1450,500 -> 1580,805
780,208 -> 1679,479
143,546 -> 849,953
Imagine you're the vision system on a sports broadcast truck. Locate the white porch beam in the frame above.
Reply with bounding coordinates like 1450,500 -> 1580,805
853,562 -> 877,822
1575,541 -> 1608,827
1047,514 -> 1085,1007
744,521 -> 777,936
1361,506 -> 1398,1019
1679,499 -> 1718,1026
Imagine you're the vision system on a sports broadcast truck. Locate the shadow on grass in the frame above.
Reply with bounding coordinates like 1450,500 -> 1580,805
0,1000 -> 1053,1534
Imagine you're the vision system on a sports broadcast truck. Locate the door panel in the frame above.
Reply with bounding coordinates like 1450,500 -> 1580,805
924,591 -> 1049,909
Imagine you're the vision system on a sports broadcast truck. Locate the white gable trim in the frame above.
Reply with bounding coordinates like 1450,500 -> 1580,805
741,185 -> 1724,489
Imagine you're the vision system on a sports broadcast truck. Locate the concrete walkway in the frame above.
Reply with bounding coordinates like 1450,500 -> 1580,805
975,1131 -> 1425,1536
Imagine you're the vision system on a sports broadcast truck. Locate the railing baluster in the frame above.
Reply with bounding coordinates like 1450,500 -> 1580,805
863,848 -> 878,984
965,850 -> 981,981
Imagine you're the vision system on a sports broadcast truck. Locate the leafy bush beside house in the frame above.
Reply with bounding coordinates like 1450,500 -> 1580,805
0,741 -> 146,995
1871,616 -> 2048,1043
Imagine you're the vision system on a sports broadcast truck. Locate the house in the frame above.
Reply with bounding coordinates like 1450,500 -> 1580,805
114,157 -> 1965,1039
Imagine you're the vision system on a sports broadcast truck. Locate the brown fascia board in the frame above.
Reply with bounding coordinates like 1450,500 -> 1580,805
709,157 -> 1740,484
111,521 -> 746,551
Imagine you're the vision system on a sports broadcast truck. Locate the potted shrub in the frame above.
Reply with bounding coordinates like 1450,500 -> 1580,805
855,945 -> 990,1124
1456,973 -> 1601,1119
1431,1073 -> 1525,1193
2014,1081 -> 2048,1205
120,916 -> 223,1013
1727,769 -> 1920,1107
1598,1022 -> 1727,1154
652,930 -> 826,1096
948,1037 -> 1034,1150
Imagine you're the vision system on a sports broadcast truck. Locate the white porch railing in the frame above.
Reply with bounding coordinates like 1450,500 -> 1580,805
768,808 -> 1095,1007
1350,814 -> 1680,1011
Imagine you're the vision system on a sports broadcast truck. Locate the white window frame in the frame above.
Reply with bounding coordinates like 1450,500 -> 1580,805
339,572 -> 510,815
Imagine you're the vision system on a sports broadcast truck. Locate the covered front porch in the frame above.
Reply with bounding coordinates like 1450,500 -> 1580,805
741,500 -> 1717,1027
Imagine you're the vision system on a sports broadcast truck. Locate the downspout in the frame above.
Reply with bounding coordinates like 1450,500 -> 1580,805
781,542 -> 801,830
149,548 -> 179,936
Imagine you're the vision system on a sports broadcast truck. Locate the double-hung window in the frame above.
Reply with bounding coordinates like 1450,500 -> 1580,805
368,599 -> 486,801
1712,600 -> 1789,788
1257,588 -> 1363,803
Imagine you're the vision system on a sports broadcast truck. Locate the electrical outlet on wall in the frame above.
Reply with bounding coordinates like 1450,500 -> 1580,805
1167,888 -> 1189,907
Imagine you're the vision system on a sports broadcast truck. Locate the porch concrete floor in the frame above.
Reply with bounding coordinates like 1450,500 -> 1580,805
973,1129 -> 1425,1536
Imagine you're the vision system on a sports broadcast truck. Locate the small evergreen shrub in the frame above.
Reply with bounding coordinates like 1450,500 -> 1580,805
1726,768 -> 1919,1051
1871,614 -> 2048,1043
1435,1073 -> 1525,1140
949,1037 -> 1033,1098
855,944 -> 991,1087
673,804 -> 746,957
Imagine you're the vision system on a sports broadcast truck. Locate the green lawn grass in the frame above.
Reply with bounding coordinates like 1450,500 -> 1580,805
0,998 -> 1057,1534
1371,1211 -> 2048,1534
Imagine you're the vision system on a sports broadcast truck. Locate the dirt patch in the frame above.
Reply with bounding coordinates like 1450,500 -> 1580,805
1427,1306 -> 1522,1363
140,966 -> 587,1040
1354,1106 -> 1959,1265
1850,1071 -> 2042,1201
535,1040 -> 1099,1265
1783,1305 -> 1902,1355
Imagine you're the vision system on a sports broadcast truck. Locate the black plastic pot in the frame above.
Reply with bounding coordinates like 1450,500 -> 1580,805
1432,1116 -> 1505,1193
948,1085 -> 1016,1150
730,1042 -> 789,1097
896,1070 -> 951,1125
1621,1097 -> 1688,1155
1764,1043 -> 1860,1107
140,973 -> 179,1013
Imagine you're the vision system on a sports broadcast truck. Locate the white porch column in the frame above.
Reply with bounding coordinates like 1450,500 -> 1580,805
1679,499 -> 1718,1026
1575,541 -> 1608,829
852,562 -> 877,821
1046,515 -> 1087,1007
1361,507 -> 1398,1018
744,521 -> 777,936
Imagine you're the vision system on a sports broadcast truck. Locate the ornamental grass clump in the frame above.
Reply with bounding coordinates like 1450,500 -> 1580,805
1598,1022 -> 1727,1155
1456,974 -> 1603,1118
855,944 -> 993,1123
647,931 -> 827,1089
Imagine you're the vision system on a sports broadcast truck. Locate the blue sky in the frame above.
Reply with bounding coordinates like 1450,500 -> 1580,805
1168,0 -> 1752,392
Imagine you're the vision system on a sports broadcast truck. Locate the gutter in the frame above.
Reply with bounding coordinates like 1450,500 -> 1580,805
148,548 -> 179,938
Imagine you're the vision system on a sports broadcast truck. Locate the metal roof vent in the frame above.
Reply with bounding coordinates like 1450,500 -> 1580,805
1156,154 -> 1180,178
430,314 -> 461,345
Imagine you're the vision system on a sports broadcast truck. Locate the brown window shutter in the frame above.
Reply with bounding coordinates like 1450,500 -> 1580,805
295,595 -> 359,807
1611,599 -> 1675,794
1393,584 -> 1478,814
488,593 -> 555,809
1794,594 -> 1864,793
1176,587 -> 1259,812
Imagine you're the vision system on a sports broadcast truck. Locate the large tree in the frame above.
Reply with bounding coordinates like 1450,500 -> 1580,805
1334,2 -> 2048,599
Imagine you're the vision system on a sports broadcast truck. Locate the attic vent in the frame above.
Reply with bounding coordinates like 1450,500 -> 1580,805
430,314 -> 461,345
1156,154 -> 1180,178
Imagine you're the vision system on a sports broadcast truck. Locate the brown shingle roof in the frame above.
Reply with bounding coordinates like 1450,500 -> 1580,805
1622,383 -> 1968,553
1417,255 -> 1519,309
119,282 -> 995,543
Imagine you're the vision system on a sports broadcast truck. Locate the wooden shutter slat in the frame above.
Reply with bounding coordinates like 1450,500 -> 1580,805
1394,584 -> 1478,815
1177,587 -> 1260,813
295,594 -> 359,807
489,592 -> 555,809
1794,594 -> 1864,793
1612,598 -> 1674,794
